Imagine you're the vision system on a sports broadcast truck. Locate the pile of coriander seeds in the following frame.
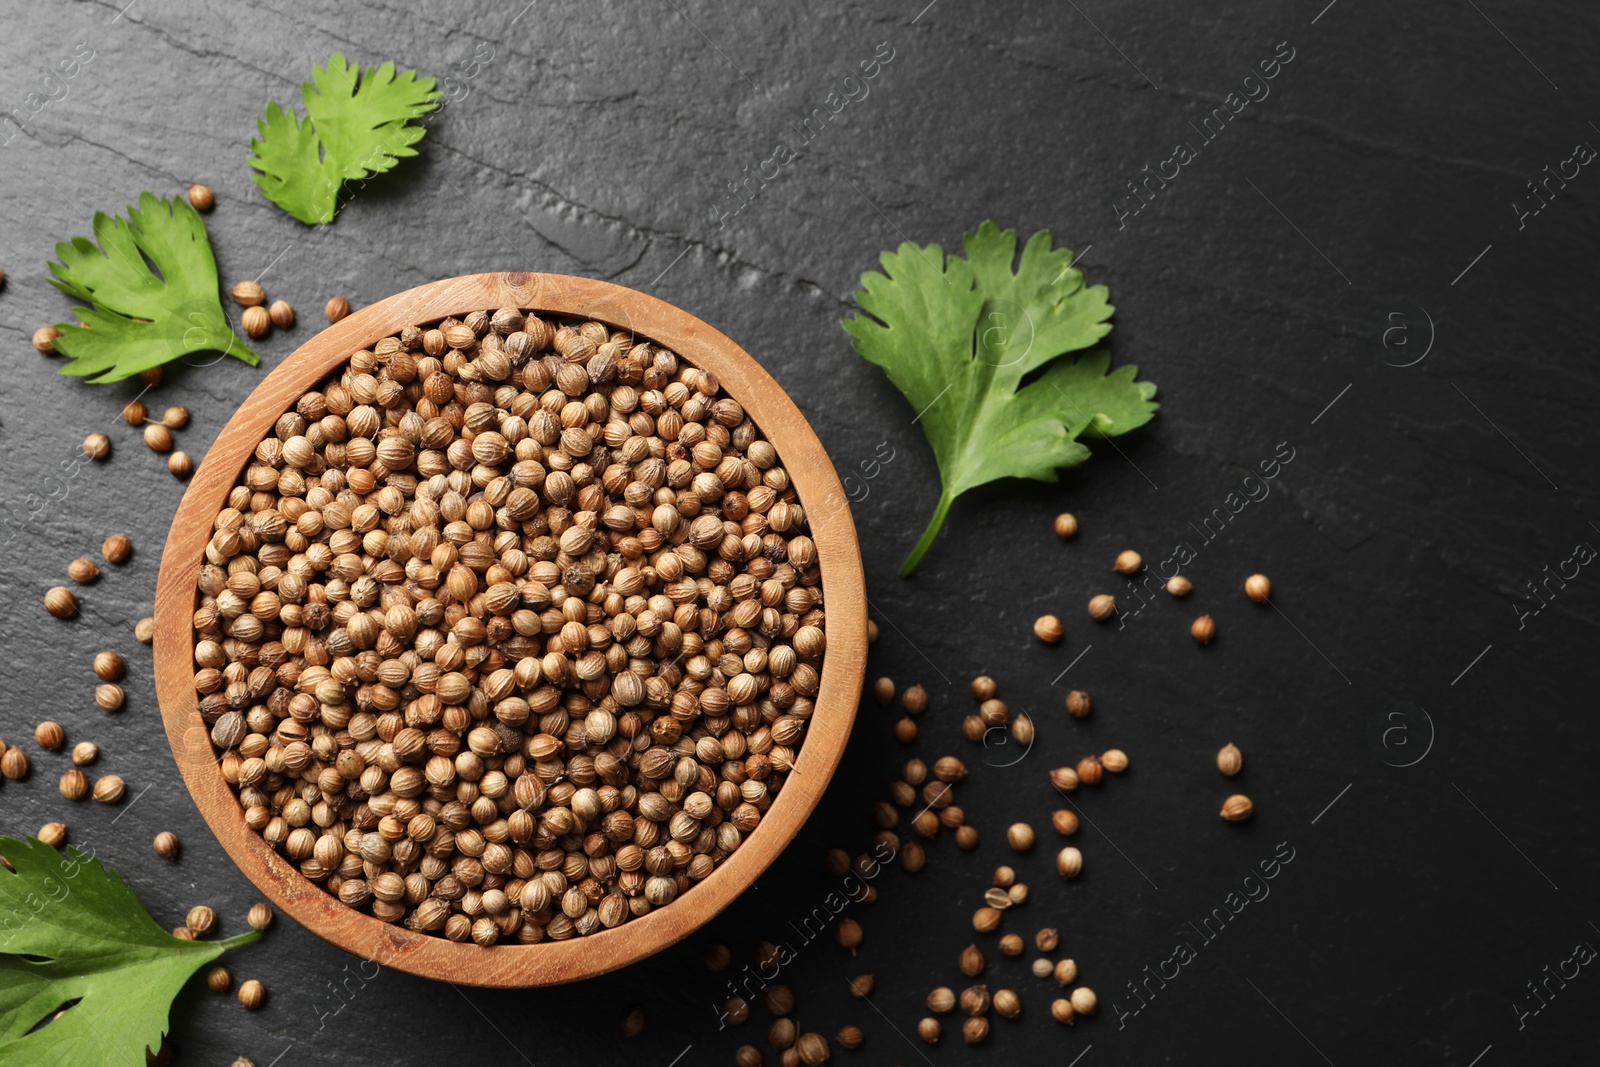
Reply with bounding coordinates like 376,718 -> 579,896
192,306 -> 826,945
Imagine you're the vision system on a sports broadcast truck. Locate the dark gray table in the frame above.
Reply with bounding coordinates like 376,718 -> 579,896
2,1 -> 1595,1064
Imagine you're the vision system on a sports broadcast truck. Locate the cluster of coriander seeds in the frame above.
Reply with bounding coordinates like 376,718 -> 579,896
193,306 -> 826,946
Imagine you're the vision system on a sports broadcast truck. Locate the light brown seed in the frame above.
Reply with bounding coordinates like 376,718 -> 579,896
34,722 -> 64,751
67,558 -> 99,584
33,326 -> 60,353
959,943 -> 985,977
1054,958 -> 1078,987
1113,549 -> 1142,575
1010,713 -> 1035,745
1052,809 -> 1079,836
836,917 -> 862,953
59,768 -> 88,801
83,433 -> 111,461
962,1016 -> 989,1044
101,533 -> 132,564
121,399 -> 146,426
324,295 -> 350,322
836,1024 -> 863,1050
1051,998 -> 1075,1025
241,305 -> 270,339
894,717 -> 917,743
93,651 -> 125,681
1032,957 -> 1055,978
1033,614 -> 1064,643
268,299 -> 295,330
1056,847 -> 1083,879
143,423 -> 173,453
1049,766 -> 1079,792
71,740 -> 99,765
45,586 -> 78,619
1070,987 -> 1098,1015
186,905 -> 217,938
848,974 -> 873,997
1245,573 -> 1272,603
162,406 -> 190,429
237,979 -> 265,1010
1,748 -> 29,780
955,825 -> 979,850
1006,823 -> 1035,851
231,280 -> 265,307
38,822 -> 67,847
187,183 -> 215,212
248,902 -> 274,930
917,1018 -> 941,1044
872,676 -> 895,705
960,984 -> 990,1015
1167,575 -> 1193,597
998,932 -> 1024,957
1101,748 -> 1129,773
154,831 -> 180,860
973,907 -> 1002,933
94,684 -> 124,712
1065,689 -> 1091,718
970,675 -> 997,700
134,617 -> 155,644
1191,614 -> 1216,645
207,966 -> 231,993
1076,754 -> 1103,786
1088,594 -> 1115,621
1221,794 -> 1253,822
168,451 -> 193,479
1053,513 -> 1078,540
902,684 -> 928,714
993,988 -> 1022,1019
794,1032 -> 828,1066
92,775 -> 125,803
140,367 -> 162,388
1217,743 -> 1243,776
1036,927 -> 1060,952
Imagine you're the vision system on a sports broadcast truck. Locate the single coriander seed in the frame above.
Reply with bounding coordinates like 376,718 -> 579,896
207,966 -> 232,993
1054,958 -> 1078,986
867,619 -> 879,643
168,451 -> 193,479
993,865 -> 1015,888
620,1006 -> 645,1037
102,533 -> 132,564
59,768 -> 89,801
959,984 -> 990,1016
1113,549 -> 1142,575
962,1016 -> 990,1044
959,943 -> 985,977
998,933 -> 1023,957
1006,823 -> 1035,851
324,295 -> 350,322
872,676 -> 895,705
1070,986 -> 1098,1015
237,979 -> 265,1010
1036,927 -> 1060,952
955,825 -> 979,850
836,1024 -> 863,1050
1010,713 -> 1035,745
140,367 -> 162,387
973,906 -> 1002,934
121,399 -> 146,426
68,558 -> 100,584
83,433 -> 111,461
268,299 -> 295,330
241,305 -> 271,339
734,1046 -> 761,1067
1191,614 -> 1216,645
970,675 -> 997,700
1050,998 -> 1076,1025
849,974 -> 874,997
927,986 -> 956,1014
993,988 -> 1022,1019
35,721 -> 65,751
247,902 -> 274,930
143,422 -> 173,452
134,617 -> 155,644
1032,957 -> 1055,979
33,325 -> 60,354
45,586 -> 78,619
1056,847 -> 1083,880
1049,766 -> 1079,792
1167,574 -> 1193,597
92,774 -> 125,803
93,651 -> 125,681
1053,512 -> 1078,540
1101,748 -> 1129,773
795,1032 -> 829,1066
1052,809 -> 1079,836
1088,593 -> 1115,621
902,684 -> 928,714
186,905 -> 217,938
231,280 -> 265,307
38,822 -> 67,847
153,831 -> 180,860
1033,614 -> 1064,643
836,917 -> 863,954
1065,688 -> 1091,718
895,717 -> 917,743
1,748 -> 29,780
1245,572 -> 1272,603
1221,794 -> 1254,822
1217,743 -> 1243,776
917,1018 -> 941,1045
162,405 -> 190,429
187,183 -> 215,211
71,740 -> 99,765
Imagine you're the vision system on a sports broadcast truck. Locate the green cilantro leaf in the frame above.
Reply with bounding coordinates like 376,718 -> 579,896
0,836 -> 259,1067
46,192 -> 259,384
843,221 -> 1158,575
249,54 -> 441,225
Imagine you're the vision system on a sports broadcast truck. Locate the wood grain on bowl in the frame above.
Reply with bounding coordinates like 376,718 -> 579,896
154,272 -> 866,986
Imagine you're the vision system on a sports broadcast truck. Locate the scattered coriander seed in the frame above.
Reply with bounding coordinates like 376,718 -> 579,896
1113,549 -> 1142,575
1032,957 -> 1055,979
59,768 -> 88,801
1245,572 -> 1272,603
186,905 -> 217,938
1006,823 -> 1035,851
1010,713 -> 1035,745
35,721 -> 65,751
960,984 -> 991,1015
955,825 -> 979,850
621,1006 -> 645,1037
93,651 -> 125,681
927,987 -> 956,1013
122,399 -> 147,426
102,533 -> 131,564
704,943 -> 732,971
970,675 -> 997,701
983,887 -> 1012,910
933,756 -> 968,782
207,966 -> 232,993
1101,748 -> 1129,773
1167,574 -> 1193,597
723,997 -> 750,1026
134,617 -> 155,643
849,974 -> 874,997
902,684 -> 928,714
837,917 -> 863,953
895,717 -> 918,743
1036,928 -> 1060,952
1052,809 -> 1079,836
83,433 -> 111,461
1221,794 -> 1254,822
1217,743 -> 1243,776
33,326 -> 61,354
38,822 -> 67,847
1050,998 -> 1075,1025
71,740 -> 99,765
237,979 -> 265,1010
247,902 -> 273,930
866,619 -> 879,643
961,715 -> 985,742
959,943 -> 985,977
755,942 -> 782,971
998,933 -> 1023,957
140,367 -> 163,388
1056,847 -> 1083,880
734,1046 -> 761,1067
1053,512 -> 1078,540
1070,986 -> 1098,1015
1,748 -> 29,780
92,775 -> 125,803
143,422 -> 173,453
900,841 -> 926,872
993,988 -> 1022,1019
232,1056 -> 255,1067
979,698 -> 1008,727
1054,958 -> 1078,987
917,1018 -> 942,1045
187,183 -> 214,211
836,1025 -> 863,1050
1077,754 -> 1103,786
231,280 -> 265,307
241,305 -> 270,339
1088,593 -> 1115,621
168,451 -> 193,479
68,558 -> 100,584
1191,614 -> 1216,645
1007,883 -> 1029,906
153,831 -> 180,860
973,907 -> 1002,934
993,866 -> 1015,888
163,406 -> 190,429
795,1032 -> 828,1066
872,676 -> 895,705
268,299 -> 295,330
764,984 -> 795,1015
903,758 -> 928,786
324,295 -> 350,322
1033,614 -> 1064,643
962,1016 -> 990,1044
1065,689 -> 1091,718
1049,766 -> 1079,792
45,586 -> 78,618
769,1018 -> 796,1051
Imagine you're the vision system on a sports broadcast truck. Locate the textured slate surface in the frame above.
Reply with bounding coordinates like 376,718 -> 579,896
1,1 -> 1595,1064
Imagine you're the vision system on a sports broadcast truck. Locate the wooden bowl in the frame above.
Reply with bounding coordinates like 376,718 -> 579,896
154,272 -> 865,986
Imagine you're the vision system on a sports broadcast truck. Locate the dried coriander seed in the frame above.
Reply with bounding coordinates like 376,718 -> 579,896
153,832 -> 180,861
186,905 -> 217,938
134,617 -> 155,643
959,984 -> 990,1015
1010,713 -> 1035,745
241,305 -> 270,339
993,866 -> 1015,888
1031,957 -> 1055,979
237,979 -> 265,1010
59,768 -> 88,801
1167,574 -> 1193,597
1217,743 -> 1243,776
1065,690 -> 1091,718
1077,754 -> 1103,786
144,422 -> 173,452
168,451 -> 193,479
926,987 -> 956,1013
121,400 -> 146,426
71,740 -> 99,766
33,325 -> 60,353
1070,987 -> 1098,1015
1113,549 -> 1142,575
187,184 -> 214,211
902,684 -> 928,714
323,295 -> 350,322
872,676 -> 895,705
795,1032 -> 828,1066
93,651 -> 125,681
962,1016 -> 989,1044
764,984 -> 795,1015
993,988 -> 1022,1019
998,933 -> 1023,957
268,299 -> 295,330
163,406 -> 191,429
1056,847 -> 1083,880
1033,614 -> 1064,643
247,903 -> 274,930
1,748 -> 29,780
1052,809 -> 1079,836
230,280 -> 265,307
1221,794 -> 1253,822
1006,823 -> 1034,851
207,967 -> 231,993
621,1006 -> 645,1037
1053,513 -> 1078,539
38,822 -> 67,847
83,432 -> 112,461
1101,748 -> 1129,773
95,683 -> 124,711
959,943 -> 985,977
734,1046 -> 761,1067
836,1025 -> 863,1050
955,825 -> 979,850
917,1018 -> 941,1044
982,887 -> 1012,910
1088,593 -> 1115,621
837,917 -> 863,953
1245,573 -> 1272,603
895,717 -> 918,743
67,558 -> 100,584
1049,766 -> 1079,792
1050,998 -> 1075,1025
972,907 -> 1002,934
1036,927 -> 1060,952
45,586 -> 78,619
849,974 -> 873,997
101,533 -> 131,564
1054,958 -> 1078,986
1191,614 -> 1216,645
35,721 -> 65,751
92,775 -> 125,803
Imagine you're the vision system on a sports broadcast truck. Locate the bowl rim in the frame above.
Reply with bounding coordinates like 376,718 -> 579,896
154,271 -> 865,986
